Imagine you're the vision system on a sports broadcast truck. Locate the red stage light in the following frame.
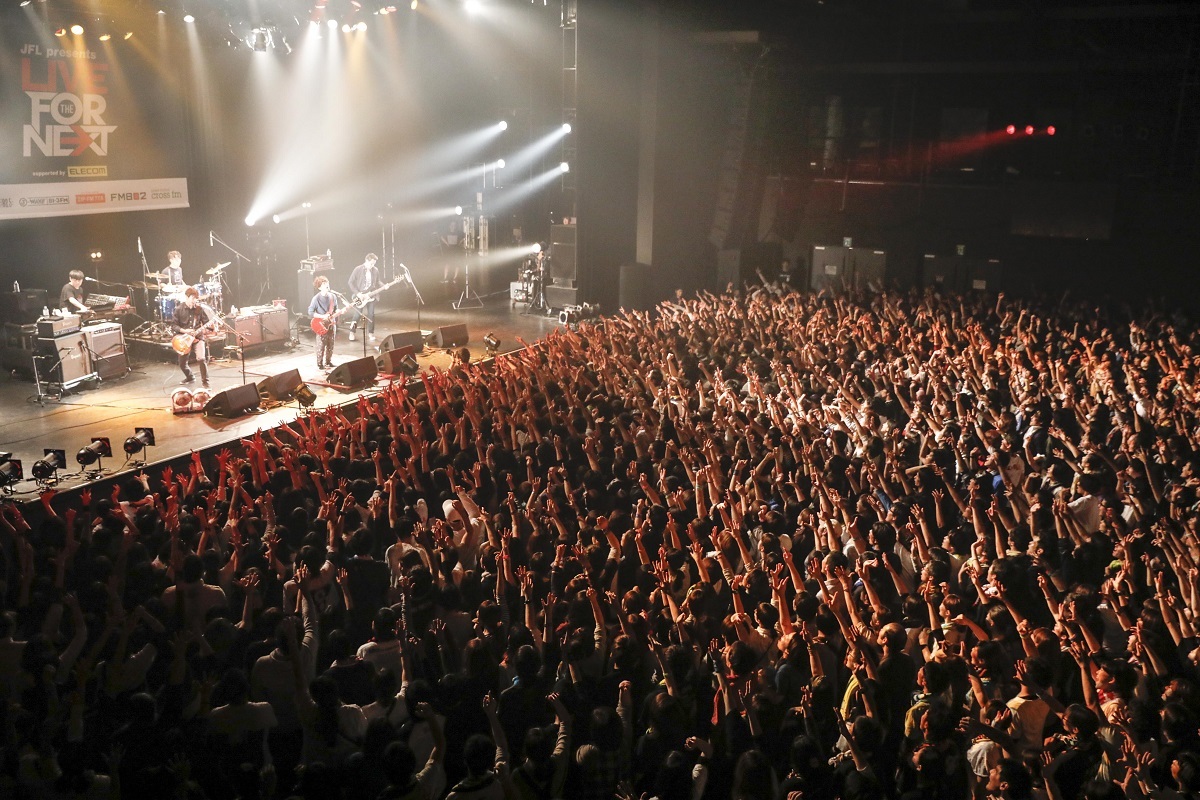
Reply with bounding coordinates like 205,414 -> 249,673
1046,126 -> 1056,136
1006,124 -> 1016,135
1024,125 -> 1035,136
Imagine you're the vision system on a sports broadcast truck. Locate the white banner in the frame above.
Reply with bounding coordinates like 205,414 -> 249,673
0,177 -> 189,220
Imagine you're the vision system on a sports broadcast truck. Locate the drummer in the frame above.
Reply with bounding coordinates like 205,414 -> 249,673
158,250 -> 185,291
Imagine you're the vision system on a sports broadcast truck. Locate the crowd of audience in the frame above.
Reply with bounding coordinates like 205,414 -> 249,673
3,278 -> 1200,800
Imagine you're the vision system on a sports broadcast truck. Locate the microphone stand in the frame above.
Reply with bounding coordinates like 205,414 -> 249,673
400,264 -> 425,331
209,231 -> 252,309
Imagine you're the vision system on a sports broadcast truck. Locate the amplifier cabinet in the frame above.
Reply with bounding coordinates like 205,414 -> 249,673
258,307 -> 289,343
232,314 -> 264,347
82,323 -> 128,380
36,332 -> 92,384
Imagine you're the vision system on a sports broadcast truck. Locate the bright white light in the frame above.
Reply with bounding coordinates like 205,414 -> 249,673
272,214 -> 281,224
183,14 -> 194,23
411,0 -> 418,8
245,216 -> 256,227
496,159 -> 505,169
70,23 -> 84,34
455,205 -> 463,215
532,242 -> 541,253
99,33 -> 111,41
302,202 -> 312,209
342,23 -> 351,32
562,123 -> 572,133
560,161 -> 570,173
356,21 -> 367,31
465,0 -> 482,14
327,19 -> 338,29
499,120 -> 508,131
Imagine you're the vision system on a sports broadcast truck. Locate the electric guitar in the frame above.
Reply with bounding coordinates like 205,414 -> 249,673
171,315 -> 222,354
310,276 -> 403,336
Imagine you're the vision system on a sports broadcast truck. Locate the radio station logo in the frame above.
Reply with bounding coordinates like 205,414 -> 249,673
18,195 -> 69,207
76,193 -> 105,204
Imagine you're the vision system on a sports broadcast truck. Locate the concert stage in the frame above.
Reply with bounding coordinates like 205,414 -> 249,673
0,299 -> 562,500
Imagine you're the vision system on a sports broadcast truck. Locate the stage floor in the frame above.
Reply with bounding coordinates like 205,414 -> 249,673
0,297 -> 562,498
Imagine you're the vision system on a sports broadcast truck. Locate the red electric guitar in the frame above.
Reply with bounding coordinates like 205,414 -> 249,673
310,276 -> 402,336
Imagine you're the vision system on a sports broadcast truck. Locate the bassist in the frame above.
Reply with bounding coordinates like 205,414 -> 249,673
308,275 -> 338,372
171,286 -> 215,387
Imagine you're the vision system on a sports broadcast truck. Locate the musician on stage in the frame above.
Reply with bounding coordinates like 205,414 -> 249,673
308,275 -> 338,372
171,286 -> 214,387
60,270 -> 88,313
347,252 -> 380,343
159,250 -> 185,291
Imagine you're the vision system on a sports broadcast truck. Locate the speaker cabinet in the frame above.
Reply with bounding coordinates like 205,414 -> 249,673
433,323 -> 469,348
203,383 -> 261,418
545,285 -> 578,308
258,307 -> 289,343
232,314 -> 264,347
297,267 -> 335,311
257,368 -> 304,401
376,346 -> 416,375
327,356 -> 378,389
379,330 -> 425,354
82,323 -> 128,380
0,290 -> 50,324
37,332 -> 91,384
550,224 -> 577,286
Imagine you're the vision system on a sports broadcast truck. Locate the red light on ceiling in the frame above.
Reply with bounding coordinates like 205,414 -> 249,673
1024,125 -> 1035,136
1046,125 -> 1056,136
1006,124 -> 1016,135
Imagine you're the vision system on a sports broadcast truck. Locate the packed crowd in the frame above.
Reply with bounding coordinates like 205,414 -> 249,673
3,279 -> 1200,800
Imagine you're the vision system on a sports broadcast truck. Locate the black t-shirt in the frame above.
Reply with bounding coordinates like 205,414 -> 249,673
60,282 -> 84,308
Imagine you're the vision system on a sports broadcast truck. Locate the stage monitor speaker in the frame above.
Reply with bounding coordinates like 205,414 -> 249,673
433,323 -> 469,348
328,356 -> 378,389
82,323 -> 128,380
258,307 -> 289,343
376,346 -> 418,376
203,382 -> 261,418
257,368 -> 304,401
36,332 -> 91,384
232,314 -> 264,347
379,330 -> 424,353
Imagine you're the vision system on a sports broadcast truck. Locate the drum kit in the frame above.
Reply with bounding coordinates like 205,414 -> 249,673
130,262 -> 231,341
519,253 -> 549,313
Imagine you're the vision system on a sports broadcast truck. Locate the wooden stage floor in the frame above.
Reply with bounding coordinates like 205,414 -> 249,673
0,297 -> 562,499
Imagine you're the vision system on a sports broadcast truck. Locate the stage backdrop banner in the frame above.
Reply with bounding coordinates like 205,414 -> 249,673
0,28 -> 189,219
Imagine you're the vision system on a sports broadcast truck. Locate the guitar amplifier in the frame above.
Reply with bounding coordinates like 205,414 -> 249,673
36,332 -> 92,385
82,323 -> 128,380
38,314 -> 82,338
258,307 -> 289,343
231,313 -> 264,347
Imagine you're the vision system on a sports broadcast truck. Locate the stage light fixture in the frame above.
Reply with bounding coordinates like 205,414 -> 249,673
20,1 -> 32,7
0,454 -> 23,488
327,19 -> 338,29
245,216 -> 256,226
496,159 -> 505,169
411,0 -> 419,8
560,161 -> 570,173
75,437 -> 111,468
124,31 -> 134,39
32,449 -> 66,482
54,27 -> 66,36
531,242 -> 541,253
483,332 -> 500,356
70,24 -> 84,34
562,123 -> 572,133
1005,124 -> 1016,135
498,120 -> 508,131
455,205 -> 463,215
123,427 -> 155,456
272,214 -> 281,224
99,33 -> 111,41
1024,125 -> 1034,136
357,22 -> 367,31
184,13 -> 195,23
247,27 -> 270,51
465,0 -> 482,14
1047,125 -> 1056,136
295,384 -> 317,408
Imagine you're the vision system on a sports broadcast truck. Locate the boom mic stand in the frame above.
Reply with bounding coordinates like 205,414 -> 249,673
209,231 -> 253,308
453,258 -> 483,310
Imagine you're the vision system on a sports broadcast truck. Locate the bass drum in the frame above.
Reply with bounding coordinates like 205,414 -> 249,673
157,293 -> 179,319
199,281 -> 222,310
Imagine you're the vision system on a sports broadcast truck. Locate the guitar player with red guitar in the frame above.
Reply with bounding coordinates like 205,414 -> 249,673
170,286 -> 218,387
308,275 -> 340,372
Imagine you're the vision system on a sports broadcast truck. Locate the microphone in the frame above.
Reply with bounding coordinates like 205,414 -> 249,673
84,276 -> 99,282
209,230 -> 214,247
137,236 -> 143,254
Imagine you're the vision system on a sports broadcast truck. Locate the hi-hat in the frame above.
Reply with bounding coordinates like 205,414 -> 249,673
206,262 -> 232,275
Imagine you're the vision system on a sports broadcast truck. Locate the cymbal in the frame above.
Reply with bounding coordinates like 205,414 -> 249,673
129,281 -> 158,289
206,261 -> 232,275
145,272 -> 167,279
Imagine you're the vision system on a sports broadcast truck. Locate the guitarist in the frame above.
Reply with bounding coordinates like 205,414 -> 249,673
308,275 -> 338,372
346,252 -> 380,343
171,286 -> 215,386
